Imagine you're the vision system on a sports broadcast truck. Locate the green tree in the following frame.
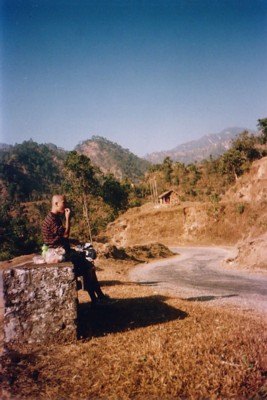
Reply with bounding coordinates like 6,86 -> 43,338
0,140 -> 64,202
0,202 -> 39,260
231,131 -> 260,162
172,162 -> 187,186
219,149 -> 245,182
187,163 -> 201,186
102,174 -> 129,213
219,131 -> 261,182
64,151 -> 100,241
257,118 -> 267,144
162,157 -> 173,184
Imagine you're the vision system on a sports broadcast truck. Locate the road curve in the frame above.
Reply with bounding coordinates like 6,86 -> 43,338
129,246 -> 267,314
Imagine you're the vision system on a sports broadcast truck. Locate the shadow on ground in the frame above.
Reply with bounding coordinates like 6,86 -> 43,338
184,294 -> 239,302
100,279 -> 164,287
77,294 -> 188,340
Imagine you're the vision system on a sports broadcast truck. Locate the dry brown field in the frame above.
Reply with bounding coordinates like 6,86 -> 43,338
1,257 -> 267,400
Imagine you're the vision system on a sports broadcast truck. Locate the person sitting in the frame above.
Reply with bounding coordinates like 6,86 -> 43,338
42,194 -> 111,306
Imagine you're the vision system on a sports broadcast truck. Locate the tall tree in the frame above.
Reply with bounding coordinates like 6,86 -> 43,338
102,174 -> 129,213
257,118 -> 267,144
64,151 -> 100,242
162,157 -> 173,184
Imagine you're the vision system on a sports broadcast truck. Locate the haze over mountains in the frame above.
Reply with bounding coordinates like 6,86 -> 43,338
144,127 -> 254,164
74,127 -> 255,174
0,127 -> 256,184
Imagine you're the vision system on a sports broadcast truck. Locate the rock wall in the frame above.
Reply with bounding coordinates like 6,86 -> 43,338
3,263 -> 78,350
229,232 -> 267,270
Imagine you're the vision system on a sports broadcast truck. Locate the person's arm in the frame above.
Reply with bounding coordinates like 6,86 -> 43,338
64,208 -> 71,238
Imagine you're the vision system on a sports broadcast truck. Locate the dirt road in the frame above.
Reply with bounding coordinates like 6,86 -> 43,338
130,246 -> 267,314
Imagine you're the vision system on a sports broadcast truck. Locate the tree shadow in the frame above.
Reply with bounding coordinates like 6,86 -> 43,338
100,280 -> 163,287
136,281 -> 163,286
77,295 -> 188,340
99,280 -> 128,287
184,294 -> 239,302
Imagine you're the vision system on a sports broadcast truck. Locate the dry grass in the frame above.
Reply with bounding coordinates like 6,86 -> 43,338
1,260 -> 267,400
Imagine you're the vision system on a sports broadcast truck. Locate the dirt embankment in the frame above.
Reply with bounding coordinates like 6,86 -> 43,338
101,157 -> 267,271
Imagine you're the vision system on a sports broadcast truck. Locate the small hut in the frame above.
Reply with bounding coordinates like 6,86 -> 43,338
158,190 -> 180,205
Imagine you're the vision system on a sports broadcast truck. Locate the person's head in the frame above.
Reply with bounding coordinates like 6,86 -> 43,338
51,195 -> 66,214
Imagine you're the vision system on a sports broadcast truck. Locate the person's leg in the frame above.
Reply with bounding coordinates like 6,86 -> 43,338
82,270 -> 98,303
81,261 -> 105,299
68,250 -> 100,303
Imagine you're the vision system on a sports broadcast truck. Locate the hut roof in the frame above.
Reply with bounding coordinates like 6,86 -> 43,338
158,190 -> 176,199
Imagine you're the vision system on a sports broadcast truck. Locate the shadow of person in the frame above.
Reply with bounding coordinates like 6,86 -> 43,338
77,295 -> 188,340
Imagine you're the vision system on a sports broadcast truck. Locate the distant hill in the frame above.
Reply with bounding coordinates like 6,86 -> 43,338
0,143 -> 12,151
0,127 -> 257,190
0,140 -> 66,203
75,136 -> 151,182
144,127 -> 256,164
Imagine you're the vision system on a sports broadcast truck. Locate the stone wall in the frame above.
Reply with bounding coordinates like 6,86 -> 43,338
3,262 -> 78,350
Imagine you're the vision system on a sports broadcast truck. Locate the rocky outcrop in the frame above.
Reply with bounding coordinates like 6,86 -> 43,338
223,156 -> 267,203
228,232 -> 267,271
3,263 -> 78,350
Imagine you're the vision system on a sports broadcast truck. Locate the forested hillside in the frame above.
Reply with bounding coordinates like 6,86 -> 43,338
0,141 -> 136,260
0,119 -> 266,260
144,130 -> 266,202
0,140 -> 66,202
75,135 -> 151,181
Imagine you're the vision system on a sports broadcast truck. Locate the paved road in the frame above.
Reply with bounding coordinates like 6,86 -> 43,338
130,246 -> 267,314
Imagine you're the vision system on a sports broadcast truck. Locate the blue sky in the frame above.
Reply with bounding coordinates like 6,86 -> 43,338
1,0 -> 267,157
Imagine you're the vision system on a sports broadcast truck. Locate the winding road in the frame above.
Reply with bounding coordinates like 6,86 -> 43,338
1,247 -> 267,316
130,246 -> 267,314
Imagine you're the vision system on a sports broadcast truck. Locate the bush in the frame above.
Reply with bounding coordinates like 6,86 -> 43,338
237,203 -> 245,214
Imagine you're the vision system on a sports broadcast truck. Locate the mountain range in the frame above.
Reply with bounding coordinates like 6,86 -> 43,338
144,127 -> 255,164
0,127 -> 255,185
75,128 -> 255,176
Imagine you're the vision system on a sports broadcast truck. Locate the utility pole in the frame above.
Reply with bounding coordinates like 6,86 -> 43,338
82,193 -> 93,243
150,177 -> 158,204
